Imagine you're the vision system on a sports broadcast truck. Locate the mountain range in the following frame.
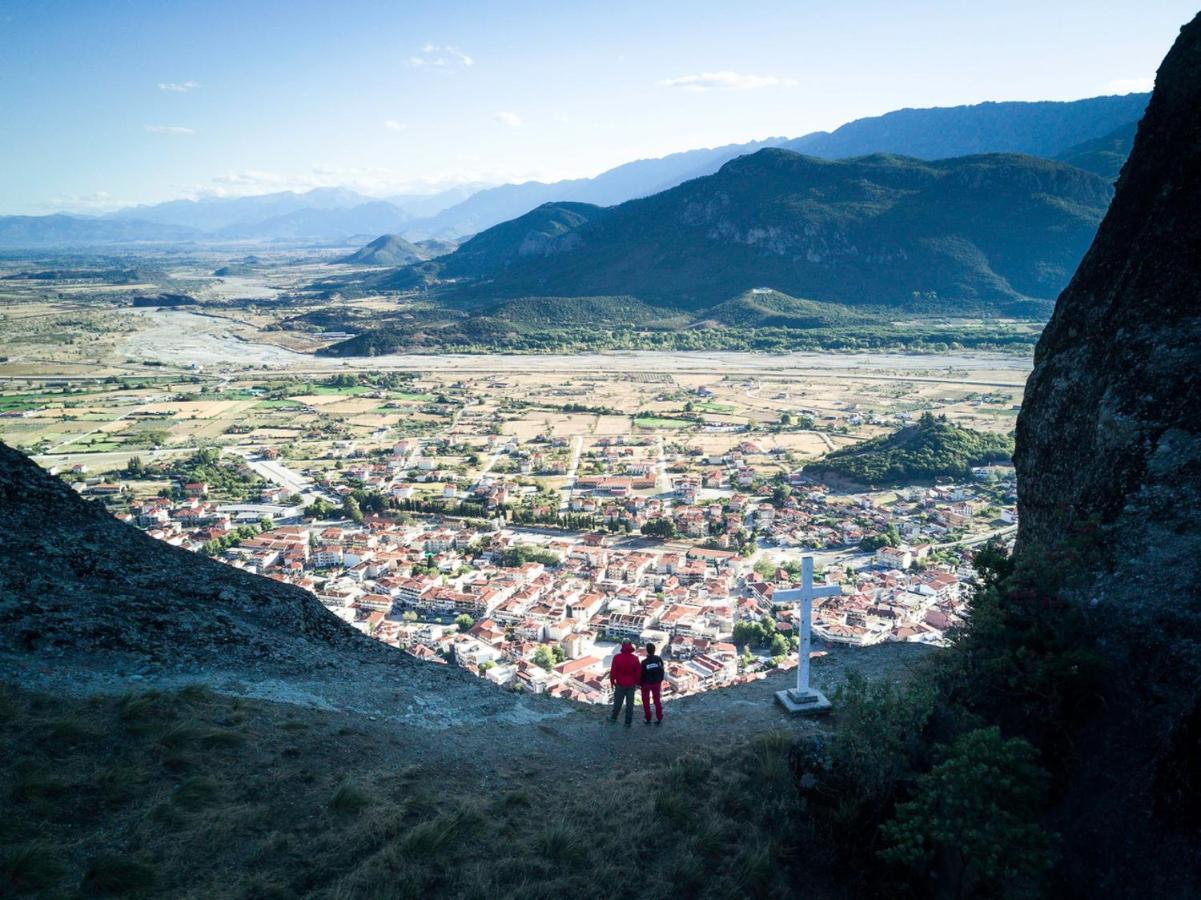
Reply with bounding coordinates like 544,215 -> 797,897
373,149 -> 1113,317
0,93 -> 1146,249
398,93 -> 1145,240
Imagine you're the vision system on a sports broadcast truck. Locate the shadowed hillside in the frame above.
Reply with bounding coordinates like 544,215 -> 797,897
1007,10 -> 1201,893
339,151 -> 1112,325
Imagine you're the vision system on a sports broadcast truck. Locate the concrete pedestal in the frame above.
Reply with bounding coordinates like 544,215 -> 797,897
775,687 -> 832,716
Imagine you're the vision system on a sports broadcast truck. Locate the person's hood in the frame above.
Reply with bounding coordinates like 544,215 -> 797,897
620,641 -> 635,653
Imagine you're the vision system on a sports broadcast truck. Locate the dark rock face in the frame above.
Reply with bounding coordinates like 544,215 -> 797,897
0,441 -> 385,674
1016,13 -> 1201,617
1014,14 -> 1201,892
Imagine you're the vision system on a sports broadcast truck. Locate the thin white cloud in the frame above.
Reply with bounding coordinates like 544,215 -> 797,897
211,170 -> 290,188
45,190 -> 123,213
158,80 -> 200,93
383,119 -> 405,132
407,44 -> 473,68
658,71 -> 798,91
494,111 -> 523,128
1105,76 -> 1153,94
144,124 -> 196,135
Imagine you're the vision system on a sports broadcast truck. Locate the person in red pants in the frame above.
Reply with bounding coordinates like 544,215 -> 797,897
640,642 -> 665,725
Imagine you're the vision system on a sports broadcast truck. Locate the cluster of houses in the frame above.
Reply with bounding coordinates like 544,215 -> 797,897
105,486 -> 980,707
69,427 -> 1013,706
749,472 -> 1016,550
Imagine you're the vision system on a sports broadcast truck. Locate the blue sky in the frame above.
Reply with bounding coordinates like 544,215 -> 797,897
0,0 -> 1194,214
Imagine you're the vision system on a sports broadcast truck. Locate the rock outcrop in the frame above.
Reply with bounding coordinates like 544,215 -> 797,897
0,440 -> 573,728
0,441 -> 381,673
1014,12 -> 1201,892
1016,12 -> 1201,617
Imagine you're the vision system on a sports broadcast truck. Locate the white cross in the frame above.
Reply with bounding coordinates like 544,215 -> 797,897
771,556 -> 841,699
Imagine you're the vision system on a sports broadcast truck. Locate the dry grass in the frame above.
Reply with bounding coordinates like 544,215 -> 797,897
0,682 -> 833,899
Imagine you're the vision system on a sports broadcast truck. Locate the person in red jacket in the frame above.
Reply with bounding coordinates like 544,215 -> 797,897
608,640 -> 641,727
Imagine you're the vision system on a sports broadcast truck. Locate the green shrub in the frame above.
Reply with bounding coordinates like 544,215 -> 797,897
329,781 -> 372,815
879,726 -> 1056,896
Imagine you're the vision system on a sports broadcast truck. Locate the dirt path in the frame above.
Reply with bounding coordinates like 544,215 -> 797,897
6,638 -> 933,788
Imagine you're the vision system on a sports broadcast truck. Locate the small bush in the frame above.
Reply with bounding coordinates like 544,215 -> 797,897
198,726 -> 245,749
329,781 -> 372,815
401,807 -> 482,855
172,776 -> 220,811
533,821 -> 587,866
1,842 -> 66,894
118,691 -> 163,722
45,716 -> 99,748
667,752 -> 711,788
9,768 -> 69,804
96,765 -> 141,807
157,723 -> 201,749
81,855 -> 157,897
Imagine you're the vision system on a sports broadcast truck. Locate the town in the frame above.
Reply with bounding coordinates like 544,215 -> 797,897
0,285 -> 1024,708
25,363 -> 1018,707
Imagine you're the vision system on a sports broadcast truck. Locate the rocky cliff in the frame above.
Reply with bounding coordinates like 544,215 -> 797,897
1016,11 -> 1201,615
0,441 -> 382,674
1013,12 -> 1201,890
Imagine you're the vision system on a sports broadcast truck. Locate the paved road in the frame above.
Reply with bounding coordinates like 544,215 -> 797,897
930,524 -> 1017,549
477,445 -> 504,479
558,435 -> 584,512
655,435 -> 670,494
807,430 -> 836,451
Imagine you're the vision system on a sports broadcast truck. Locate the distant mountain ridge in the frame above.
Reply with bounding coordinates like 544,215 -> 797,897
400,93 -> 1146,239
0,92 -> 1147,249
398,148 -> 1113,315
0,214 -> 202,247
1054,121 -> 1138,180
397,139 -> 788,240
782,93 -> 1148,160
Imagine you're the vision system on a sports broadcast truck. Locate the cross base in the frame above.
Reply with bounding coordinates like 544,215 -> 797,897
774,687 -> 832,716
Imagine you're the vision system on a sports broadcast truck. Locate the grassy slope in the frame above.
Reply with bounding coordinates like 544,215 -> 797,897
0,683 -> 839,899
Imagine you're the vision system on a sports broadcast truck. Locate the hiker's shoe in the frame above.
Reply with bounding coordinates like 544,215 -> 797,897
607,717 -> 616,725
644,719 -> 652,726
624,721 -> 632,728
654,719 -> 662,726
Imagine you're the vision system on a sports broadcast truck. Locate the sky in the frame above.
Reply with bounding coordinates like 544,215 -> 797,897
0,0 -> 1195,214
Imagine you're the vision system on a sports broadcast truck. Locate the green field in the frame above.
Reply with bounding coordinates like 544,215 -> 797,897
634,415 -> 693,429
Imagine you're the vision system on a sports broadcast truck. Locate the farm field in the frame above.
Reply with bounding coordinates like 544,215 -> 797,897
0,255 -> 1030,494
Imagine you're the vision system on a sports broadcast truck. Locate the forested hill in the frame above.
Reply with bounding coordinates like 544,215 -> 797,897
1054,121 -> 1139,180
337,233 -> 426,266
805,414 -> 1013,486
396,201 -> 605,286
397,150 -> 1112,316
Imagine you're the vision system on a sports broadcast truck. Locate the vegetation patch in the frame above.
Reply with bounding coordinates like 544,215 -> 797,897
805,412 -> 1013,486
